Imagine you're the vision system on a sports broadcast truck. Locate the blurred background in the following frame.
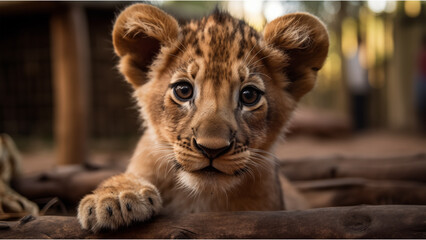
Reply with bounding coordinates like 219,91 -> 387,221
0,1 -> 425,175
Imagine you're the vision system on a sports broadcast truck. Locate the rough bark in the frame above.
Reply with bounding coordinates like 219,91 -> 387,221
280,153 -> 426,182
11,166 -> 120,204
0,205 -> 425,238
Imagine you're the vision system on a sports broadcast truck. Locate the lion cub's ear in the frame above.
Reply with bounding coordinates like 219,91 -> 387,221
113,4 -> 179,87
264,13 -> 329,101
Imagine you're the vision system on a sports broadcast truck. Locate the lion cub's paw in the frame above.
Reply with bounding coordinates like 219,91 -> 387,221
77,180 -> 162,232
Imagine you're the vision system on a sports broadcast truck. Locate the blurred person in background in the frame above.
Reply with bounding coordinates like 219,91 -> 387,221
346,37 -> 369,131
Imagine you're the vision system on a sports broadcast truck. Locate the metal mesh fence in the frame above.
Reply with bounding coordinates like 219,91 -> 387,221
0,9 -> 140,139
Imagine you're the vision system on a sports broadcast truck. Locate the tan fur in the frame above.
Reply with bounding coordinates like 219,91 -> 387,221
78,4 -> 328,232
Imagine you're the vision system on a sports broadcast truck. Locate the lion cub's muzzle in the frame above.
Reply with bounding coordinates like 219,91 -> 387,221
173,134 -> 249,176
174,118 -> 247,175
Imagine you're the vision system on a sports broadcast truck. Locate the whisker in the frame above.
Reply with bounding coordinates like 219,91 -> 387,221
250,72 -> 272,80
167,53 -> 186,62
242,41 -> 258,66
178,41 -> 189,53
249,148 -> 280,161
245,42 -> 274,68
146,142 -> 176,182
245,43 -> 266,67
174,42 -> 186,55
245,148 -> 277,179
250,153 -> 275,170
247,54 -> 272,70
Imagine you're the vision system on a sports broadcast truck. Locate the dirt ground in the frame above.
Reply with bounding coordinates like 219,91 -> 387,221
19,130 -> 426,175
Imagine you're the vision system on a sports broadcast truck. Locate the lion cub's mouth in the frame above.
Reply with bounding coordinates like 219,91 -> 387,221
196,165 -> 223,174
174,160 -> 227,175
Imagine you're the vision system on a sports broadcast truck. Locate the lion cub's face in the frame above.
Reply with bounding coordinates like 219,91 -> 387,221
140,15 -> 291,192
113,4 -> 329,193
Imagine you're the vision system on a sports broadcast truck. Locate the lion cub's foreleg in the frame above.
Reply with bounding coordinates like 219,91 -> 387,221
77,173 -> 162,232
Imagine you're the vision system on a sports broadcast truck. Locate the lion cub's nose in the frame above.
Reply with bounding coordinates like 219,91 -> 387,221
193,138 -> 233,160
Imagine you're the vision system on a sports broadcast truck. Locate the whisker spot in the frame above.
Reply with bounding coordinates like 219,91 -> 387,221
106,206 -> 113,217
126,203 -> 132,212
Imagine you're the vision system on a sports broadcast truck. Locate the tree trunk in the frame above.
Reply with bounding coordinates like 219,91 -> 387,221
51,3 -> 91,165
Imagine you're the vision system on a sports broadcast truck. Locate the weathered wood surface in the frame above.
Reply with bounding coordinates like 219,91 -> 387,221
10,154 -> 426,207
280,153 -> 426,182
12,173 -> 426,209
287,107 -> 352,137
295,178 -> 426,208
0,205 -> 425,238
11,166 -> 120,204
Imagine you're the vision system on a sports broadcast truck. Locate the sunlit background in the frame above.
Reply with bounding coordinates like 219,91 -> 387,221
0,1 -> 425,170
156,0 -> 426,133
214,0 -> 426,132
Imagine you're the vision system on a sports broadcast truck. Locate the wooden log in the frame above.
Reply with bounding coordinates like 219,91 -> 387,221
286,107 -> 352,138
10,154 -> 426,207
12,170 -> 426,209
11,166 -> 120,204
294,178 -> 426,208
0,205 -> 425,238
50,3 -> 91,165
280,153 -> 426,182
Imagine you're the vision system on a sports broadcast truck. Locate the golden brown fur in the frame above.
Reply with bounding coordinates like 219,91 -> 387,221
77,4 -> 328,231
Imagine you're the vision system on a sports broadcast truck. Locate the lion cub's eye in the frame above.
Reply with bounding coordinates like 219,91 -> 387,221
173,81 -> 193,101
240,86 -> 263,106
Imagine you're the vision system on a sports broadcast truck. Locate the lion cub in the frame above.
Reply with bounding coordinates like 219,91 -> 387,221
78,4 -> 328,231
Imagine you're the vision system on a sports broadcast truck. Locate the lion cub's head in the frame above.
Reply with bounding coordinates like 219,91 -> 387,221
113,4 -> 328,193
